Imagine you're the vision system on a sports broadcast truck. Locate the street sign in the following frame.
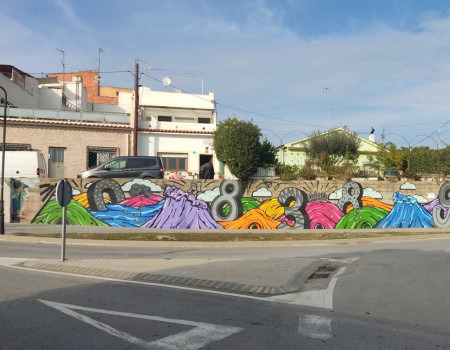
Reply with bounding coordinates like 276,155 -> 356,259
56,179 -> 72,262
56,179 -> 72,207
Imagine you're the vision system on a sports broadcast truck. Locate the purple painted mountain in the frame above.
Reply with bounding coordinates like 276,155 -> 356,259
141,186 -> 222,229
423,198 -> 448,217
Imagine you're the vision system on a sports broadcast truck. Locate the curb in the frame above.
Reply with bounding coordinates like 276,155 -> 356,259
2,231 -> 450,247
19,259 -> 327,297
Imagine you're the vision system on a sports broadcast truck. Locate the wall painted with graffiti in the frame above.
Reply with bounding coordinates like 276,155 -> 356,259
7,177 -> 450,229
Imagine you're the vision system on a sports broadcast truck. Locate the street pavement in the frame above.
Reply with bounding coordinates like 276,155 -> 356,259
2,223 -> 450,297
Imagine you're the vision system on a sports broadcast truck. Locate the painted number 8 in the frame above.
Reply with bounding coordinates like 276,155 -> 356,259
211,180 -> 244,221
338,181 -> 363,213
277,188 -> 310,229
433,181 -> 450,228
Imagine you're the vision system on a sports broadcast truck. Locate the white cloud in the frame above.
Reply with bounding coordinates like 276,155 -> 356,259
329,189 -> 342,200
363,188 -> 383,199
197,187 -> 220,202
121,179 -> 162,192
400,182 -> 417,190
252,187 -> 272,197
413,194 -> 428,204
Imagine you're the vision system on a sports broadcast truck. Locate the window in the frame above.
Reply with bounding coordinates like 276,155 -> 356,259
107,159 -> 126,170
158,116 -> 172,122
158,153 -> 187,171
198,118 -> 210,124
127,158 -> 156,168
87,147 -> 118,169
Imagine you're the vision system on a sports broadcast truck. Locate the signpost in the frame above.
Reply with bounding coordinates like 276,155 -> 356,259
56,179 -> 72,262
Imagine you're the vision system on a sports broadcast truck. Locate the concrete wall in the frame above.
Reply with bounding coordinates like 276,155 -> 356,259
7,178 -> 449,229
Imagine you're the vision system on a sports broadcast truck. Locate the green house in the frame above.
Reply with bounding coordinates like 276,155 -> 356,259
277,127 -> 380,174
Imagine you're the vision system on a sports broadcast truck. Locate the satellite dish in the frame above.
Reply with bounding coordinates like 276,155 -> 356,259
162,77 -> 171,91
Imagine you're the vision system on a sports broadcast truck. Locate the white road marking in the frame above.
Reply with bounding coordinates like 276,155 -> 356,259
0,257 -> 36,266
39,300 -> 243,350
6,263 -> 265,300
321,257 -> 360,264
267,267 -> 347,309
298,315 -> 333,340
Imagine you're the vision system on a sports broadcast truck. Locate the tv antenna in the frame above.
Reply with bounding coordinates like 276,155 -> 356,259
56,48 -> 66,93
162,77 -> 171,92
323,84 -> 331,129
96,47 -> 105,86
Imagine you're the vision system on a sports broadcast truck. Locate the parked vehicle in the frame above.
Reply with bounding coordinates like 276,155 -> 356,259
383,168 -> 399,176
77,156 -> 164,179
0,150 -> 47,178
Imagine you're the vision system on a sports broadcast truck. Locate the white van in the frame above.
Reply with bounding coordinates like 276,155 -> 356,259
1,150 -> 47,178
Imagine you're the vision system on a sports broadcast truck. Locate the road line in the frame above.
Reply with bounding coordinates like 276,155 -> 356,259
5,264 -> 266,300
0,257 -> 37,266
39,300 -> 243,350
298,315 -> 333,340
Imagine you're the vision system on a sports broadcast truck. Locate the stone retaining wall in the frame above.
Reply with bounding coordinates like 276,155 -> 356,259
7,177 -> 450,229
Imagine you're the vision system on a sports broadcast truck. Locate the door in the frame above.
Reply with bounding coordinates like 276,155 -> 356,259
48,147 -> 65,178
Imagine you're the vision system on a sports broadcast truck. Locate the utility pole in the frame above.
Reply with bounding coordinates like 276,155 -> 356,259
438,128 -> 441,181
96,48 -> 104,95
133,60 -> 139,156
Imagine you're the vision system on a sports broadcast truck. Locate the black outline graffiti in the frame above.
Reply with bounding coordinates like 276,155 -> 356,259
87,179 -> 126,212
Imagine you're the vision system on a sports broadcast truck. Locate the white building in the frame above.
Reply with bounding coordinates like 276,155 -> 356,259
1,65 -> 223,179
133,87 -> 219,178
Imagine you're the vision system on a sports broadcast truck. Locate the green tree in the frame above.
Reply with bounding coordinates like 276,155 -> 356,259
410,146 -> 437,175
374,142 -> 407,172
305,129 -> 361,176
258,137 -> 278,167
213,117 -> 261,185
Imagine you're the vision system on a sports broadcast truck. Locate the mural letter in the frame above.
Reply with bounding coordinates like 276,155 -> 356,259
87,179 -> 126,212
211,180 -> 244,221
277,188 -> 310,229
338,181 -> 363,213
432,182 -> 450,228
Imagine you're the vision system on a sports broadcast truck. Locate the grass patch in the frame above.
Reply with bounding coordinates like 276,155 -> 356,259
28,229 -> 446,242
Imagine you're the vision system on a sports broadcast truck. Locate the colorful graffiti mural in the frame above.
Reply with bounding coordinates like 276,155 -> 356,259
26,178 -> 450,230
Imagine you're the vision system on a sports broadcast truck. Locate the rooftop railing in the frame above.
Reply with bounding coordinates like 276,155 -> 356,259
6,106 -> 131,124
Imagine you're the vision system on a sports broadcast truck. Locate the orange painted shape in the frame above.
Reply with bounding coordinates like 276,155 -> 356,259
346,196 -> 393,213
219,208 -> 281,229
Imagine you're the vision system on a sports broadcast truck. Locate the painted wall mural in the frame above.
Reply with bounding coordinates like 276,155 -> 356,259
19,178 -> 450,230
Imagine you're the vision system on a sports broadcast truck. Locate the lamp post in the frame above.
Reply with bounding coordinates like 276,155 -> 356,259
0,86 -> 7,235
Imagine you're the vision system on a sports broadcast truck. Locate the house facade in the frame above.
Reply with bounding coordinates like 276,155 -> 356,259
278,127 -> 379,175
0,65 -> 220,179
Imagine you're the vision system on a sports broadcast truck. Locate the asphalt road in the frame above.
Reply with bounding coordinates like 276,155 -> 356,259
1,237 -> 450,349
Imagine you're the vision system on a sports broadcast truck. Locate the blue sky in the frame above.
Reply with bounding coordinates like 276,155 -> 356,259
2,0 -> 450,148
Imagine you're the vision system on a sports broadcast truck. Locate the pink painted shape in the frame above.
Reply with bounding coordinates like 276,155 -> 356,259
119,195 -> 163,207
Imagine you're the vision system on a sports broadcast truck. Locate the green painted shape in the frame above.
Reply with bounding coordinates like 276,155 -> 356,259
33,199 -> 109,226
335,206 -> 389,229
223,197 -> 261,216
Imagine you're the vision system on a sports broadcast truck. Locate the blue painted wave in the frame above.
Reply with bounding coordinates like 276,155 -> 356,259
376,192 -> 433,228
89,200 -> 164,227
